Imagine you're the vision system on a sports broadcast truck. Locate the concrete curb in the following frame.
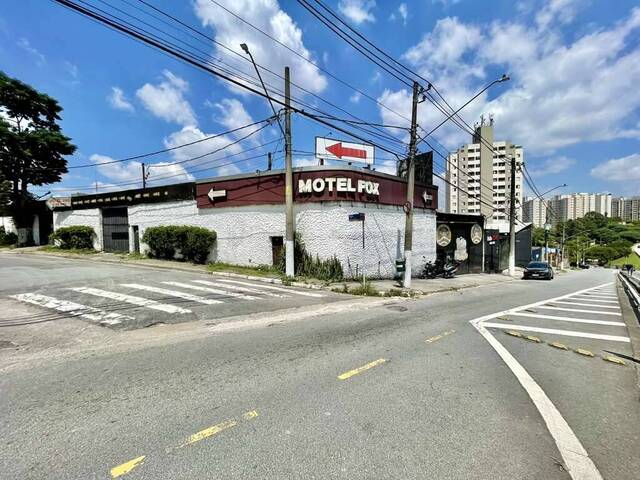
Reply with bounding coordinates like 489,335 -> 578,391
616,275 -> 640,394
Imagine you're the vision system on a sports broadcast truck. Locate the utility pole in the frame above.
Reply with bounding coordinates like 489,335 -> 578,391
561,223 -> 566,269
267,152 -> 272,171
403,82 -> 420,288
508,155 -> 517,276
284,66 -> 294,278
142,163 -> 146,189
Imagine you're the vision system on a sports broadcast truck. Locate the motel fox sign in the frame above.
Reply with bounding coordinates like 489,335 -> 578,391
298,177 -> 380,196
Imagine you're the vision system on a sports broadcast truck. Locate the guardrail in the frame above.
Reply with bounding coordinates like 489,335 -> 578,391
618,271 -> 640,320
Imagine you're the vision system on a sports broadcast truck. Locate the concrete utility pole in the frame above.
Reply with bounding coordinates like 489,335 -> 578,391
403,82 -> 420,288
267,152 -> 272,171
142,163 -> 146,189
284,66 -> 294,277
508,155 -> 517,276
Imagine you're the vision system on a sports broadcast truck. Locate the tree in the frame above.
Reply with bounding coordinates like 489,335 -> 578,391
0,71 -> 75,230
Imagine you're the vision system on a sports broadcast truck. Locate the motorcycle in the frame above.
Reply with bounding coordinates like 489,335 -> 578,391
420,256 -> 460,279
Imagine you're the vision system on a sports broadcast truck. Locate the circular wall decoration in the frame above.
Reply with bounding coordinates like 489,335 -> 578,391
470,223 -> 483,244
436,224 -> 452,247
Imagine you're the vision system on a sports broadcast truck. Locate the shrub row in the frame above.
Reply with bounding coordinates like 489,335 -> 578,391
0,227 -> 18,246
50,226 -> 95,249
142,225 -> 216,264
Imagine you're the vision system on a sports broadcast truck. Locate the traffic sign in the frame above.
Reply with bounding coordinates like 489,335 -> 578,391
316,137 -> 374,165
349,212 -> 365,221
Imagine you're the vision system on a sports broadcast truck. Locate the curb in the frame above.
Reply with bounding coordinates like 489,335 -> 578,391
616,275 -> 640,394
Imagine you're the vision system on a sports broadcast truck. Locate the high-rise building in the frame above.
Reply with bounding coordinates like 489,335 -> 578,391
546,193 -> 612,225
522,197 -> 547,227
612,197 -> 640,221
445,117 -> 523,228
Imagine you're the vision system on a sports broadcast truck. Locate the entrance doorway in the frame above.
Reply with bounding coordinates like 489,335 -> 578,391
102,207 -> 130,252
271,236 -> 284,266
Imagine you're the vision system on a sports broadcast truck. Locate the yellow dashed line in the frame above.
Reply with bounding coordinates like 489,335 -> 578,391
338,358 -> 386,380
574,348 -> 595,357
183,419 -> 237,446
111,455 -> 145,478
524,335 -> 542,343
425,329 -> 456,343
548,342 -> 568,350
243,410 -> 259,420
602,356 -> 626,366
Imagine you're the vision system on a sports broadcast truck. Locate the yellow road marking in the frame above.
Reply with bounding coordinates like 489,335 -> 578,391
338,358 -> 386,380
506,330 -> 522,338
574,348 -> 594,357
183,419 -> 237,446
548,342 -> 568,350
111,455 -> 145,478
243,410 -> 259,420
524,335 -> 542,343
602,356 -> 626,366
425,329 -> 456,343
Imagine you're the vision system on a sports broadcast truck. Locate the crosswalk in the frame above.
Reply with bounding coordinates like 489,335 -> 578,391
8,276 -> 325,329
481,283 -> 631,345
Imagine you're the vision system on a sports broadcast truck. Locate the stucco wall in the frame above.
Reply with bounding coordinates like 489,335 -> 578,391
0,217 -> 16,234
53,200 -> 437,278
53,208 -> 103,250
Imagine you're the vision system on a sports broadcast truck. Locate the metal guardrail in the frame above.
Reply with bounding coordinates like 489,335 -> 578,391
618,272 -> 640,320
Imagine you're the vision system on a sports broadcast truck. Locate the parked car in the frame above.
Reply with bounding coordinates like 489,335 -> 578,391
523,261 -> 554,280
578,262 -> 590,269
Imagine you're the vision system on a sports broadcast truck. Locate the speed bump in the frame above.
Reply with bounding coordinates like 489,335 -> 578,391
602,356 -> 626,366
505,330 -> 522,338
524,335 -> 542,343
548,342 -> 568,350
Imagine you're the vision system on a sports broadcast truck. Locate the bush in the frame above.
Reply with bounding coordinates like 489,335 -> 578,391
0,227 -> 18,246
142,225 -> 216,264
278,232 -> 344,281
50,226 -> 95,249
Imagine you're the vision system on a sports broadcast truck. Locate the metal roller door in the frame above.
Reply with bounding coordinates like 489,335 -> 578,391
102,207 -> 129,252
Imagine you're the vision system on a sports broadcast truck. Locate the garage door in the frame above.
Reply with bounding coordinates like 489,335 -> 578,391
102,207 -> 129,252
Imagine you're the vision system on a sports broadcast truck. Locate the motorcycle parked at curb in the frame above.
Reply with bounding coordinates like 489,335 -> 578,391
420,256 -> 460,279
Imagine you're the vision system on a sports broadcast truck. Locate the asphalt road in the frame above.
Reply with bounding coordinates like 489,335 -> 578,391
1,255 -> 638,480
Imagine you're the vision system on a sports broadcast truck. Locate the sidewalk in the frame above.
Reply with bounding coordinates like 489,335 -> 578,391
3,246 -> 522,296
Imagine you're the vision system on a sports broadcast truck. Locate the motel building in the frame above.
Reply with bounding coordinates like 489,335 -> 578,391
50,166 -> 443,279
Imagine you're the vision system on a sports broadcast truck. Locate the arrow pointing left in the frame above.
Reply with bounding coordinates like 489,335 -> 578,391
208,188 -> 226,201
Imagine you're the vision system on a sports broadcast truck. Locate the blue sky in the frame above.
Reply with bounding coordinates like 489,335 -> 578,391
1,0 -> 639,199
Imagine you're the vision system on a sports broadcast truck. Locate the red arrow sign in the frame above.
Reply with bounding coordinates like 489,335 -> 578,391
326,142 -> 367,159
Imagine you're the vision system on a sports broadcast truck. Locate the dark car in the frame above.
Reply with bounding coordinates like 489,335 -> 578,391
523,261 -> 554,280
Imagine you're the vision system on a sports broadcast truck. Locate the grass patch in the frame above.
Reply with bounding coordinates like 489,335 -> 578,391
347,282 -> 381,296
207,262 -> 283,278
40,245 -> 96,255
122,252 -> 147,260
609,252 -> 640,269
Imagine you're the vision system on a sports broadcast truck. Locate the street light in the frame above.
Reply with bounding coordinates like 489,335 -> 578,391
537,183 -> 567,266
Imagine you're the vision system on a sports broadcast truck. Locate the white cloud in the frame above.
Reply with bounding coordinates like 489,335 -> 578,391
193,0 -> 327,97
528,156 -> 575,177
64,61 -> 79,81
17,38 -> 45,66
210,98 -> 253,131
590,153 -> 640,181
90,154 -> 194,187
339,0 -> 376,24
378,6 -> 640,156
294,156 -> 318,167
536,0 -> 584,30
349,91 -> 362,104
108,87 -> 134,112
136,70 -> 196,126
390,3 -> 408,25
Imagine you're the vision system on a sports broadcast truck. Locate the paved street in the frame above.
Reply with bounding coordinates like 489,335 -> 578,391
1,256 -> 639,479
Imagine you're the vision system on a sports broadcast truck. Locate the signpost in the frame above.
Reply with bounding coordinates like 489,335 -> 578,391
349,212 -> 366,285
316,137 -> 374,165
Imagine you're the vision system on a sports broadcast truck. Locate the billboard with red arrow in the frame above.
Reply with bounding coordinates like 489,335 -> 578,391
315,137 -> 374,165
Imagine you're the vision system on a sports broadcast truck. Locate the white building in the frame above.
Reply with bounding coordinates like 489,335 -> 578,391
522,197 -> 547,228
546,193 -> 612,226
445,117 -> 523,229
51,166 -> 440,279
612,196 -> 640,221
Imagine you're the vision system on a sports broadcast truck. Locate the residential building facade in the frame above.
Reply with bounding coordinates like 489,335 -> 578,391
612,196 -> 640,221
546,193 -> 612,226
445,117 -> 523,228
522,196 -> 547,227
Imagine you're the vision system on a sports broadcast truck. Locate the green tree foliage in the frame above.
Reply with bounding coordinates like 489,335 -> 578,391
0,71 -> 76,228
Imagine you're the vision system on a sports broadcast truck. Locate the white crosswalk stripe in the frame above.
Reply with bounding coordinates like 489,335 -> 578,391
482,322 -> 630,343
550,300 -> 620,309
536,305 -> 622,316
163,281 -> 260,301
121,284 -> 223,305
510,312 -> 625,327
567,296 -> 618,303
9,292 -> 133,326
70,287 -> 191,314
212,278 -> 325,297
187,280 -> 289,298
